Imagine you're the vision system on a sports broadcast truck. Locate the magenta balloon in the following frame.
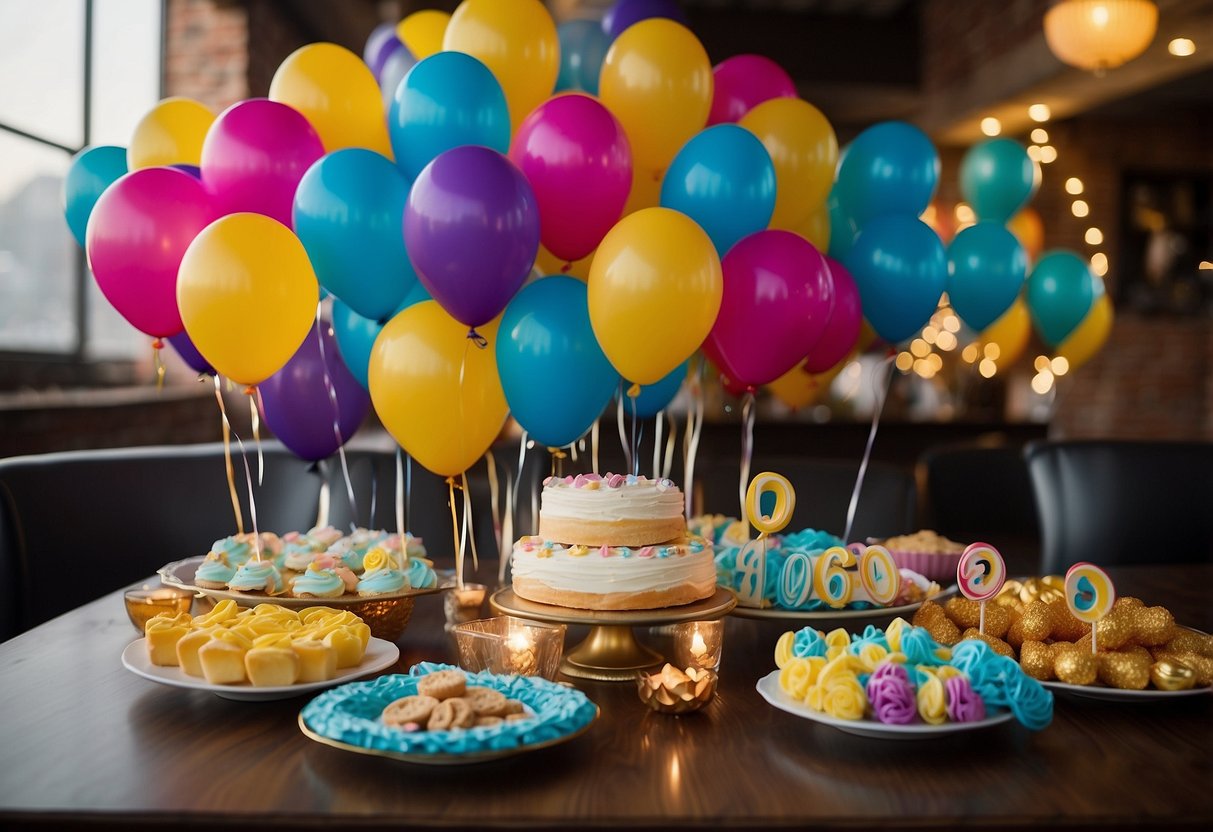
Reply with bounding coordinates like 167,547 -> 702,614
509,93 -> 632,263
803,257 -> 863,373
703,230 -> 835,389
85,167 -> 216,338
200,98 -> 325,228
707,54 -> 798,126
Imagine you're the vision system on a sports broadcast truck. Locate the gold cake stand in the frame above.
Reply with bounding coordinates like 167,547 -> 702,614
490,587 -> 736,682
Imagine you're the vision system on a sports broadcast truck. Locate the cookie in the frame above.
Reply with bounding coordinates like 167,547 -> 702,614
428,696 -> 476,730
474,715 -> 504,727
505,711 -> 532,722
501,698 -> 525,715
417,668 -> 467,701
464,686 -> 510,716
382,694 -> 439,729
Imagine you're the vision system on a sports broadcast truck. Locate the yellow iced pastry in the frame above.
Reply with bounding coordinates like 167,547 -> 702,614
193,599 -> 241,628
176,626 -> 219,677
145,612 -> 192,666
245,633 -> 301,686
292,637 -> 337,682
323,627 -> 363,668
198,629 -> 252,685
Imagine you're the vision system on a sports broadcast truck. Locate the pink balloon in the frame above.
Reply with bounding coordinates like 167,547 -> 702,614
200,98 -> 324,228
85,167 -> 216,338
803,257 -> 863,373
707,55 -> 798,126
703,230 -> 834,389
508,93 -> 631,263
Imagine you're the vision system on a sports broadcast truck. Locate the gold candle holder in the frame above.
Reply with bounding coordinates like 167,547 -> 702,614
124,585 -> 193,633
443,582 -> 488,632
636,663 -> 718,714
672,620 -> 724,672
453,615 -> 566,680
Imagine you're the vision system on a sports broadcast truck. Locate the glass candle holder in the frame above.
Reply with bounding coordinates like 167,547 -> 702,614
454,615 -> 566,680
124,585 -> 193,633
672,620 -> 724,672
443,582 -> 488,633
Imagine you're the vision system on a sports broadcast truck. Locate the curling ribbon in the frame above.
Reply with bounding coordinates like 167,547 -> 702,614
629,391 -> 640,476
151,338 -> 165,390
315,304 -> 359,528
230,429 -> 262,561
591,418 -> 600,475
314,458 -> 331,528
466,328 -> 488,349
395,448 -> 406,538
843,354 -> 897,544
486,449 -> 503,566
662,411 -> 678,480
213,375 -> 245,535
683,360 -> 705,520
653,410 -> 663,480
512,430 -> 528,535
615,387 -> 632,478
246,387 -> 264,486
446,476 -> 463,590
499,472 -> 514,586
462,470 -> 478,572
738,391 -> 756,521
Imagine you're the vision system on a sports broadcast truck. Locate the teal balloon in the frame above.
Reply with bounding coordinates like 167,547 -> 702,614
960,138 -> 1038,223
1026,250 -> 1100,347
826,187 -> 857,262
845,215 -> 946,344
64,145 -> 128,247
947,221 -> 1028,332
497,276 -> 619,448
294,148 -> 416,322
331,285 -> 430,390
834,121 -> 939,225
660,124 -> 776,255
556,19 -> 609,95
389,51 -> 510,182
627,361 -> 687,418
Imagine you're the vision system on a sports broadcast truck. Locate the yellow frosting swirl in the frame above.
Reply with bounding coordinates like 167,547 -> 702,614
885,617 -> 908,652
854,643 -> 890,673
916,667 -> 948,725
779,656 -> 825,700
361,547 -> 398,574
194,599 -> 240,628
774,631 -> 796,669
807,675 -> 867,720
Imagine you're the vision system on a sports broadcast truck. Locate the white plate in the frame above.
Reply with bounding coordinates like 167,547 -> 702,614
121,637 -> 400,701
755,670 -> 1015,739
1040,679 -> 1212,702
730,587 -> 955,622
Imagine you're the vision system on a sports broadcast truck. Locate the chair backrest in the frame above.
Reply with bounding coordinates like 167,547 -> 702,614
918,441 -> 1040,549
1023,439 -> 1213,574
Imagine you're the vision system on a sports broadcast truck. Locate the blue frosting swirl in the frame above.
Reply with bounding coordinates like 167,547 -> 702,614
791,626 -> 829,658
405,558 -> 437,590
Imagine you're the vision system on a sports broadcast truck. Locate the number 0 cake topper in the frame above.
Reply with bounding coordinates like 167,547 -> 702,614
745,472 -> 796,538
957,542 -> 1005,635
1064,561 -> 1116,654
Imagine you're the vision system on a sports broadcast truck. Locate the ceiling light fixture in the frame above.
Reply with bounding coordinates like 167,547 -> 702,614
1044,0 -> 1159,73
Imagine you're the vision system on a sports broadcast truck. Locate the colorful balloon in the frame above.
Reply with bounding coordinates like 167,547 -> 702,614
293,148 -> 416,322
509,93 -> 632,264
708,54 -> 797,126
1007,207 -> 1045,262
269,42 -> 392,157
167,330 -> 215,376
629,360 -> 687,418
960,138 -> 1040,224
703,230 -> 835,389
177,212 -> 319,386
259,319 -> 372,462
979,298 -> 1031,371
442,0 -> 559,131
792,204 -> 831,254
845,215 -> 947,344
368,300 -> 508,478
947,221 -> 1028,332
598,18 -> 712,174
602,0 -> 688,40
767,359 -> 845,411
404,145 -> 540,330
363,22 -> 403,79
377,43 -> 416,110
534,245 -> 594,281
86,167 -> 216,338
740,97 -> 838,229
826,188 -> 858,262
497,276 -> 619,448
1026,250 -> 1100,347
64,145 -> 127,248
397,9 -> 450,60
331,284 -> 431,390
660,124 -> 776,256
200,98 -> 325,228
127,97 -> 215,171
834,121 -> 939,225
803,257 -> 862,374
389,50 -> 511,182
556,19 -> 610,95
588,207 -> 722,386
1056,292 -> 1113,372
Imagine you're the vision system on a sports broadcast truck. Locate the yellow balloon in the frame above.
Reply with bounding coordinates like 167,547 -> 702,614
588,207 -> 722,386
368,301 -> 507,478
599,19 -> 712,174
178,214 -> 319,386
534,245 -> 593,281
792,204 -> 831,253
442,0 -> 558,131
1007,207 -> 1045,262
1056,293 -> 1113,372
979,297 -> 1031,370
624,164 -> 663,218
767,359 -> 845,411
397,10 -> 449,59
740,97 -> 838,229
269,42 -> 392,157
128,97 -> 215,170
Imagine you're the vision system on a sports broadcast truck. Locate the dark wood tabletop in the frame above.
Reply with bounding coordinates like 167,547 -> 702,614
1,563 -> 1211,831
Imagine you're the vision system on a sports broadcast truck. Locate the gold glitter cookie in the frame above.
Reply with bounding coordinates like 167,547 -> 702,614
417,668 -> 468,701
911,601 -> 961,646
945,597 -> 1010,638
960,628 -> 1016,658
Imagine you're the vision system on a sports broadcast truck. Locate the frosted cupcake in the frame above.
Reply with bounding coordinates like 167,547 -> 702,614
209,534 -> 254,568
405,556 -> 438,590
227,559 -> 286,595
194,551 -> 238,589
329,528 -> 389,573
290,562 -> 349,599
356,547 -> 409,597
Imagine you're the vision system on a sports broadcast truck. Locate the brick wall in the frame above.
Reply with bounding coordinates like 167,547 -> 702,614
164,0 -> 249,109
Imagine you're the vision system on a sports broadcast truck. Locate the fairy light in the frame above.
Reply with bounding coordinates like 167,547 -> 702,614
1034,355 -> 1051,372
1065,177 -> 1084,195
1032,370 -> 1055,394
1091,252 -> 1109,276
936,330 -> 958,351
954,203 -> 976,225
895,352 -> 914,372
979,358 -> 997,378
1072,200 -> 1090,217
922,325 -> 939,344
909,338 -> 929,358
1168,38 -> 1196,57
1028,103 -> 1051,122
1027,145 -> 1043,162
1085,227 -> 1104,245
1030,128 -> 1049,143
1051,356 -> 1070,376
926,353 -> 943,372
942,315 -> 961,333
983,343 -> 1001,361
1039,145 -> 1058,163
962,344 -> 979,363
981,117 -> 1002,136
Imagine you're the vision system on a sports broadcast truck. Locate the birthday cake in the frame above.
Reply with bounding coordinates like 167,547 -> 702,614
510,473 -> 716,611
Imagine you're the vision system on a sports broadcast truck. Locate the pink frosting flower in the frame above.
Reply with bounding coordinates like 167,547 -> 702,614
945,675 -> 986,723
866,662 -> 917,725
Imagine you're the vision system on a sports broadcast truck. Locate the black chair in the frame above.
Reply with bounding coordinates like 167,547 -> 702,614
1023,439 -> 1213,574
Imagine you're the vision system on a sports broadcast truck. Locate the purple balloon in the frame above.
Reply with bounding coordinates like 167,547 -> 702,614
603,0 -> 688,40
403,146 -> 540,330
364,22 -> 403,78
803,257 -> 863,373
167,330 -> 215,375
259,320 -> 372,462
200,98 -> 325,229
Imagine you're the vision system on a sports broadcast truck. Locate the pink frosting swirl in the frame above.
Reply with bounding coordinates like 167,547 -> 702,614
865,662 -> 917,725
945,675 -> 986,723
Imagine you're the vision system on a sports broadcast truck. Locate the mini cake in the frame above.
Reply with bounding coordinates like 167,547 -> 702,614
328,527 -> 389,572
227,559 -> 286,595
538,473 -> 685,547
356,547 -> 409,597
290,561 -> 349,599
194,551 -> 238,589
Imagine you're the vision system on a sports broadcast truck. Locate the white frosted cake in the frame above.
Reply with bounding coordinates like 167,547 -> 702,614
537,472 -> 685,547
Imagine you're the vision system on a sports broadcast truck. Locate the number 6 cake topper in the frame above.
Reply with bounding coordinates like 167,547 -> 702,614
734,473 -> 796,607
957,542 -> 1006,635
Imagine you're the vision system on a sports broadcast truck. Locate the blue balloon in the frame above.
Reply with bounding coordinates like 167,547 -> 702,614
947,221 -> 1028,332
660,124 -> 776,256
629,361 -> 687,418
389,51 -> 511,182
1026,250 -> 1099,347
331,286 -> 431,390
845,215 -> 947,344
497,276 -> 619,448
834,121 -> 939,226
556,19 -> 609,95
294,148 -> 416,322
64,145 -> 128,247
960,138 -> 1038,223
825,187 -> 857,262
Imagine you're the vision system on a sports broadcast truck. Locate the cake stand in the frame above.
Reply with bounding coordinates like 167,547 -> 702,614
490,587 -> 736,682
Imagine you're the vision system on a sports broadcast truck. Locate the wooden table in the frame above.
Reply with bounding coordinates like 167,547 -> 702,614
1,564 -> 1210,830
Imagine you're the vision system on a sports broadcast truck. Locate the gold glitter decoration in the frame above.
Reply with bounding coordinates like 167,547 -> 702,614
911,601 -> 961,646
1114,596 -> 1144,610
1020,600 -> 1054,641
960,628 -> 1016,658
1020,641 -> 1055,681
636,664 -> 717,714
944,597 -> 1010,637
1150,659 -> 1196,691
1164,630 -> 1213,658
1047,599 -> 1090,642
1096,650 -> 1151,690
1093,608 -> 1133,650
1054,645 -> 1097,685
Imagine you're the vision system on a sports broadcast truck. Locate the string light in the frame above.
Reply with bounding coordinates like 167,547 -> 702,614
981,117 -> 1002,136
895,352 -> 914,371
1072,200 -> 1090,217
1168,38 -> 1195,56
1027,145 -> 1043,162
1031,370 -> 1055,394
962,344 -> 979,363
1051,356 -> 1071,376
1066,177 -> 1085,194
910,338 -> 930,358
979,359 -> 997,378
954,203 -> 976,224
1091,252 -> 1109,275
1085,227 -> 1104,245
983,343 -> 1002,361
1039,145 -> 1058,163
1030,128 -> 1049,143
1034,355 -> 1051,371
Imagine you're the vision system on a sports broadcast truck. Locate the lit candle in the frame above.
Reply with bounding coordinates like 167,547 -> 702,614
690,631 -> 707,662
506,630 -> 537,676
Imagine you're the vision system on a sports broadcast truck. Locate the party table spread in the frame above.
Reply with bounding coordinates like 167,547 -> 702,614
1,563 -> 1210,831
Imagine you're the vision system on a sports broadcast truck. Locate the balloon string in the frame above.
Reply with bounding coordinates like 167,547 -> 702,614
683,362 -> 705,521
406,453 -> 413,534
229,428 -> 261,563
314,306 -> 358,525
152,339 -> 165,391
569,440 -> 578,465
214,375 -> 245,535
530,463 -> 540,540
739,392 -> 756,521
486,449 -> 503,568
447,476 -> 463,591
616,387 -> 632,477
368,468 -> 378,529
513,429 -> 528,535
653,411 -> 663,480
462,470 -> 478,573
466,328 -> 489,349
662,410 -> 678,480
843,355 -> 896,544
247,389 -> 264,486
316,470 -> 331,528
395,448 -> 406,537
591,419 -> 600,475
499,473 -> 514,586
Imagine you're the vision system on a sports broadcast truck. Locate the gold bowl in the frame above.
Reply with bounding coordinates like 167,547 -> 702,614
636,663 -> 718,714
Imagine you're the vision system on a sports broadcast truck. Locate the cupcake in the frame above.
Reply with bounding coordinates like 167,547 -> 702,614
356,546 -> 409,597
209,534 -> 254,568
227,559 -> 286,595
328,527 -> 388,573
879,530 -> 966,582
290,562 -> 348,599
405,556 -> 438,590
194,551 -> 237,589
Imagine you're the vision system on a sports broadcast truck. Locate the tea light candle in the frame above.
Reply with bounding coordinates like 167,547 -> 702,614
506,630 -> 538,676
124,585 -> 193,632
673,620 -> 724,672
